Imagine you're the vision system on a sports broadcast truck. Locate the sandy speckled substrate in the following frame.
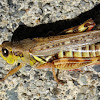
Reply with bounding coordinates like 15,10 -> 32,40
0,0 -> 100,100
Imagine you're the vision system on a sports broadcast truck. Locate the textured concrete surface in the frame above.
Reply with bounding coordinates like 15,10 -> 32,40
0,0 -> 100,100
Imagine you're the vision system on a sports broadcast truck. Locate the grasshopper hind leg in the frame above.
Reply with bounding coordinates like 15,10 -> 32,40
52,65 -> 66,85
36,63 -> 66,85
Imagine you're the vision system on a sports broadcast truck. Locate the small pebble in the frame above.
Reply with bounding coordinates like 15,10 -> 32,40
93,65 -> 100,72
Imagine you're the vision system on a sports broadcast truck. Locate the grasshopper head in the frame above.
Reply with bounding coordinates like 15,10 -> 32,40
0,41 -> 36,66
0,41 -> 17,64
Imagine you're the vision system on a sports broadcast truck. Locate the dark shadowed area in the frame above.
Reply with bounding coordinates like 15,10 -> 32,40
11,4 -> 100,42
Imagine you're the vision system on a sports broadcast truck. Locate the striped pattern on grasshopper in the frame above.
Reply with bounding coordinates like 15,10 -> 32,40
0,19 -> 100,84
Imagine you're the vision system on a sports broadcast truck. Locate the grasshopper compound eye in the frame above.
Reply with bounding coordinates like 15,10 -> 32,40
2,48 -> 9,57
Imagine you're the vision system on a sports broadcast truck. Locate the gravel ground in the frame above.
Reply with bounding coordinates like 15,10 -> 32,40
0,0 -> 100,100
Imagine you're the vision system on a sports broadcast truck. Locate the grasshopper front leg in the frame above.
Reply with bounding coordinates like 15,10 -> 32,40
0,63 -> 25,82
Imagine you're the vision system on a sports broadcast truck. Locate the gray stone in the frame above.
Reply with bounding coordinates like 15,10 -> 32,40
96,86 -> 100,93
46,71 -> 54,80
73,80 -> 80,86
6,89 -> 18,100
50,95 -> 58,100
66,89 -> 70,95
80,75 -> 87,85
92,74 -> 99,80
76,93 -> 86,100
93,65 -> 100,72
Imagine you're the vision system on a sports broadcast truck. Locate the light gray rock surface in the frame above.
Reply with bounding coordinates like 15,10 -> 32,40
0,0 -> 100,100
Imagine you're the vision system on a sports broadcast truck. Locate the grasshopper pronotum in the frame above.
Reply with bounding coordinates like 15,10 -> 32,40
0,19 -> 100,84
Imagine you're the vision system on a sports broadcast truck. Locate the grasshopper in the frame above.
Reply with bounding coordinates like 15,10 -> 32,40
0,19 -> 100,84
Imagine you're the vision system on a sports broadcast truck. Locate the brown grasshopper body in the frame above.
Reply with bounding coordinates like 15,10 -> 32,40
0,19 -> 100,84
